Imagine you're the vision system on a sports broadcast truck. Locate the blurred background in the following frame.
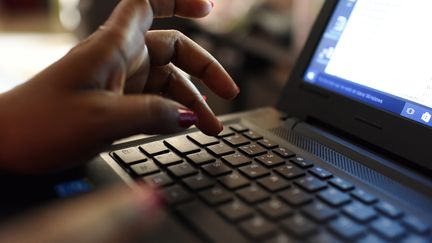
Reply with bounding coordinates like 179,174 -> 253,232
0,0 -> 323,114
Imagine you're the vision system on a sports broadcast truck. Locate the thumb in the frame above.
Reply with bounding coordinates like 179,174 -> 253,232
0,185 -> 164,243
103,94 -> 198,139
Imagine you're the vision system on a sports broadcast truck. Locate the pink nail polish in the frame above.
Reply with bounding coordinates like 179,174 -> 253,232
149,190 -> 165,207
202,95 -> 207,102
136,182 -> 165,206
178,109 -> 198,128
131,186 -> 163,217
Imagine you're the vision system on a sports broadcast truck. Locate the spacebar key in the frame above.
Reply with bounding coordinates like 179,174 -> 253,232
176,201 -> 249,243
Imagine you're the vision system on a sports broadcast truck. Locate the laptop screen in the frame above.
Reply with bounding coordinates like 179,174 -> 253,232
303,0 -> 432,128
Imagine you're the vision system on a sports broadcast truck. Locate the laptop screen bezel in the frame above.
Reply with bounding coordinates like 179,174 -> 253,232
277,0 -> 432,171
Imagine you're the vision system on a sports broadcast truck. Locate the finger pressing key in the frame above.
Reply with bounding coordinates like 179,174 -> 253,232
148,63 -> 223,135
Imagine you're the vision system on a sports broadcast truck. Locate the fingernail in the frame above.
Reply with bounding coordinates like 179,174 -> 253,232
218,122 -> 224,132
227,85 -> 240,100
202,95 -> 207,102
235,84 -> 241,96
178,109 -> 198,128
145,190 -> 165,208
209,0 -> 214,8
133,186 -> 164,209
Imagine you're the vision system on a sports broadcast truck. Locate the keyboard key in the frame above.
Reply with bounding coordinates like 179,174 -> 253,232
281,214 -> 318,238
342,202 -> 378,223
350,189 -> 378,204
130,161 -> 159,176
154,152 -> 182,166
202,161 -> 232,177
308,231 -> 343,243
265,234 -> 297,243
375,201 -> 404,219
257,174 -> 290,192
275,163 -> 305,179
243,130 -> 263,140
187,132 -> 219,146
113,147 -> 147,164
217,127 -> 235,137
186,151 -> 215,165
223,135 -> 250,147
164,136 -> 200,155
143,172 -> 173,187
230,124 -> 249,132
329,177 -> 355,191
183,173 -> 214,191
294,176 -> 328,192
290,156 -> 314,169
139,141 -> 169,156
163,185 -> 192,205
273,147 -> 295,158
258,139 -> 278,149
370,217 -> 406,240
301,201 -> 338,222
219,172 -> 250,190
257,198 -> 293,220
200,186 -> 233,205
207,143 -> 235,156
279,187 -> 313,207
318,188 -> 351,207
218,200 -> 254,222
167,162 -> 198,178
256,153 -> 285,168
309,167 -> 333,180
222,153 -> 252,167
402,215 -> 431,235
237,185 -> 270,204
328,216 -> 366,240
176,201 -> 249,243
239,216 -> 276,240
401,235 -> 431,243
239,143 -> 267,157
357,234 -> 387,243
239,162 -> 271,179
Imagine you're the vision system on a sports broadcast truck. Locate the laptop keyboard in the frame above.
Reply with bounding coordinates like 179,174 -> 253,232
110,124 -> 431,243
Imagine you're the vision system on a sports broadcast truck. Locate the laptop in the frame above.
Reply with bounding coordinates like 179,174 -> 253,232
2,0 -> 431,242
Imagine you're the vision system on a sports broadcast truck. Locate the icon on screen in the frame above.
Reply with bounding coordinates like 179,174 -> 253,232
421,112 -> 431,123
334,16 -> 347,32
306,72 -> 316,81
347,0 -> 357,7
406,108 -> 415,115
318,47 -> 335,60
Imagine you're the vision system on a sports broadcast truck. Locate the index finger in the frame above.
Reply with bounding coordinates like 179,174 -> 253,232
146,30 -> 240,99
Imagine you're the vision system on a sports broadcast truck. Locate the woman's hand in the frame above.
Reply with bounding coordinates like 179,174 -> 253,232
0,185 -> 166,243
0,0 -> 239,173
